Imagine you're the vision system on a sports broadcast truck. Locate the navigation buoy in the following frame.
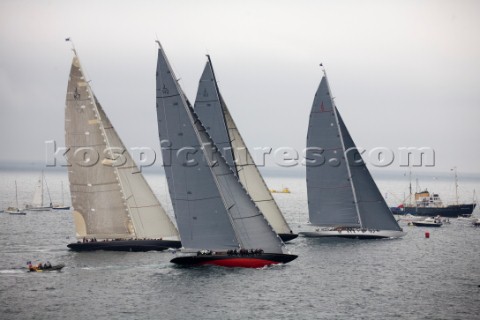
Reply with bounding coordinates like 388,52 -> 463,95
425,231 -> 430,238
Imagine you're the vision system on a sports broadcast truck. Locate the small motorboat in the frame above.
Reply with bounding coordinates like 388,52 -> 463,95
472,218 -> 480,227
27,262 -> 65,272
411,217 -> 443,227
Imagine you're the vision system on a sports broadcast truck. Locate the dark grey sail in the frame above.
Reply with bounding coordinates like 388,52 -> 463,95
193,60 -> 236,169
337,110 -> 402,231
306,71 -> 402,233
306,75 -> 360,227
194,58 -> 294,237
156,43 -> 284,253
156,44 -> 238,251
193,115 -> 284,254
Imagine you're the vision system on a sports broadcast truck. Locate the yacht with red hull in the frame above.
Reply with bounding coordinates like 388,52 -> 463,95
156,43 -> 296,269
171,253 -> 297,268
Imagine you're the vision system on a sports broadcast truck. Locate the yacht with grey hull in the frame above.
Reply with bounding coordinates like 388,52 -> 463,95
302,68 -> 405,239
193,56 -> 297,242
65,50 -> 181,251
156,42 -> 296,268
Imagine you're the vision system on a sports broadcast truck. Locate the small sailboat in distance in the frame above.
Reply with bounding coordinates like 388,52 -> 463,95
156,42 -> 297,267
302,67 -> 405,239
5,181 -> 27,215
193,56 -> 297,242
25,171 -> 52,211
64,48 -> 181,251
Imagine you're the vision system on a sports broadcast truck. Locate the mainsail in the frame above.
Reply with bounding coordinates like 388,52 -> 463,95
65,54 -> 179,240
306,71 -> 402,232
29,171 -> 52,209
193,57 -> 294,237
156,43 -> 284,253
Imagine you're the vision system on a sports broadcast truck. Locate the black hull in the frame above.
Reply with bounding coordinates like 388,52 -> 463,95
278,233 -> 298,242
67,239 -> 182,252
391,203 -> 476,217
171,253 -> 297,268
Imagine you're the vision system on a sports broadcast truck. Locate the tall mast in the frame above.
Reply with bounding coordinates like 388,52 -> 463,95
452,166 -> 459,205
408,168 -> 412,206
44,172 -> 52,206
61,181 -> 64,205
323,66 -> 363,227
15,180 -> 19,209
206,54 -> 238,176
41,170 -> 44,207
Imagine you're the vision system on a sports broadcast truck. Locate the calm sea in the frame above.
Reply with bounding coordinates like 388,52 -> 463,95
1,169 -> 479,320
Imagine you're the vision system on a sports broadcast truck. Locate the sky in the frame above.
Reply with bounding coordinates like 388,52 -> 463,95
1,0 -> 479,177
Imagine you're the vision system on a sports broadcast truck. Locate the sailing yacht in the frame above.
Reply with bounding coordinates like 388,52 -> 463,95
64,50 -> 181,252
156,42 -> 297,267
52,181 -> 70,210
5,181 -> 27,215
25,171 -> 52,211
193,56 -> 297,242
302,68 -> 405,239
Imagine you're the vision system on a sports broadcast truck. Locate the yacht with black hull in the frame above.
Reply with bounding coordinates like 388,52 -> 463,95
67,239 -> 181,252
171,252 -> 297,268
302,67 -> 405,239
193,56 -> 297,242
64,48 -> 181,252
156,42 -> 297,268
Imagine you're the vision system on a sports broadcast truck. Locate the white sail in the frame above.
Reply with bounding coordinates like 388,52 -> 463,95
27,171 -> 52,209
221,97 -> 293,235
31,176 -> 43,208
65,55 -> 179,240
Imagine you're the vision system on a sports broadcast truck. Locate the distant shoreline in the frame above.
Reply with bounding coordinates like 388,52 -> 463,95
1,161 -> 479,181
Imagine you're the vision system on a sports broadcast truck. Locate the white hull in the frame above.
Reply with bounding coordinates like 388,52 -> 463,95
299,227 -> 405,239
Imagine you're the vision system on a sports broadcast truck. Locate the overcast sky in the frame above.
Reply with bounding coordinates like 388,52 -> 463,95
1,0 -> 479,175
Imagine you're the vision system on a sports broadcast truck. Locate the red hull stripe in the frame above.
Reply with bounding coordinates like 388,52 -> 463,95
199,258 -> 278,268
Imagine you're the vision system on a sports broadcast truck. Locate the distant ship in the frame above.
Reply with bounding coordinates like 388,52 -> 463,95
390,190 -> 476,218
390,169 -> 477,218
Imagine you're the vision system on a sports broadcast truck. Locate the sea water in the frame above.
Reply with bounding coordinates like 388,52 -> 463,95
0,169 -> 479,320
